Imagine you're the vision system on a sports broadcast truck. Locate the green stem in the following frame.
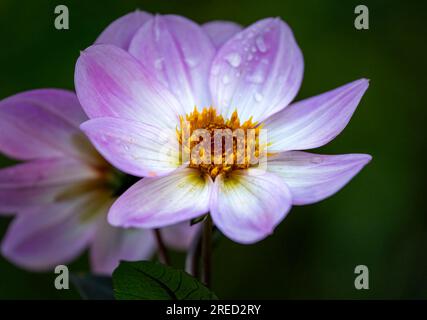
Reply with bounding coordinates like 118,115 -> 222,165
153,229 -> 170,266
202,215 -> 213,288
185,226 -> 203,278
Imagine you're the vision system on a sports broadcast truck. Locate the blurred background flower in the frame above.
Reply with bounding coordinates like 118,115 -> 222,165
0,89 -> 198,275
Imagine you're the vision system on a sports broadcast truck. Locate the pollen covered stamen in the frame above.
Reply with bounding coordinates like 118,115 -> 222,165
176,107 -> 264,179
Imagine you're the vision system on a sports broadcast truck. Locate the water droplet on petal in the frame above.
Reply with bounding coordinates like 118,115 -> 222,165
255,35 -> 268,53
247,54 -> 254,61
185,58 -> 199,68
222,75 -> 231,85
254,92 -> 263,102
224,52 -> 242,68
311,157 -> 323,164
154,58 -> 164,70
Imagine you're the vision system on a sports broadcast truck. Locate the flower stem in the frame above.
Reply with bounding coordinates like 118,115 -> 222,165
153,229 -> 170,266
202,214 -> 213,288
185,226 -> 203,278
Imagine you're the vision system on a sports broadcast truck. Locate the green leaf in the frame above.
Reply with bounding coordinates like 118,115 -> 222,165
113,261 -> 218,300
70,273 -> 114,300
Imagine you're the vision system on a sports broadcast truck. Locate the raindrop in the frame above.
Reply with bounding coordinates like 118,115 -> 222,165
222,75 -> 231,85
255,36 -> 268,53
185,58 -> 199,68
225,52 -> 241,68
311,157 -> 323,164
247,54 -> 254,61
254,92 -> 263,102
154,58 -> 164,70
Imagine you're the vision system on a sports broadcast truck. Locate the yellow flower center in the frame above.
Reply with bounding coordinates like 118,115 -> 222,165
176,107 -> 264,179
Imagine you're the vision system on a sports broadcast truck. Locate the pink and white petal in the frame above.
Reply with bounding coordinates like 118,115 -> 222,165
81,117 -> 180,177
0,158 -> 97,188
90,218 -> 155,275
0,158 -> 99,212
75,44 -> 183,128
210,18 -> 304,123
210,169 -> 292,244
162,222 -> 201,251
129,15 -> 215,113
268,151 -> 372,205
3,89 -> 88,127
0,90 -> 89,161
0,184 -> 74,214
108,168 -> 212,229
0,194 -> 103,271
264,79 -> 369,152
202,21 -> 243,48
95,10 -> 152,50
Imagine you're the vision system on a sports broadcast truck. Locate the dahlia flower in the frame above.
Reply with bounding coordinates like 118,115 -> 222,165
75,14 -> 371,244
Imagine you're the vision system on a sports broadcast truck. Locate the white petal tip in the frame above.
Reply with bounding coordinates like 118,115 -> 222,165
355,153 -> 373,165
357,78 -> 370,89
107,210 -> 123,228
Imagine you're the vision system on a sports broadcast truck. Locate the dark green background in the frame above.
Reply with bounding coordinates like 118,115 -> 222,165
0,0 -> 426,299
